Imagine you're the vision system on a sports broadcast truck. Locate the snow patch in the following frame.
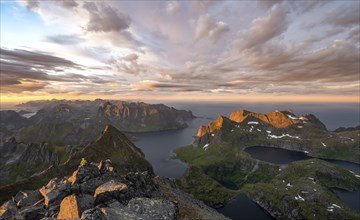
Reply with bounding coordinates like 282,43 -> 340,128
231,129 -> 234,132
297,126 -> 303,128
286,183 -> 293,187
321,142 -> 327,147
313,189 -> 317,192
287,114 -> 299,120
247,121 -> 259,125
355,174 -> 360,178
268,134 -> 300,139
304,151 -> 309,154
266,130 -> 271,134
294,194 -> 305,201
211,133 -> 215,137
327,204 -> 341,211
249,126 -> 254,132
203,144 -> 209,150
308,177 -> 314,181
257,129 -> 262,132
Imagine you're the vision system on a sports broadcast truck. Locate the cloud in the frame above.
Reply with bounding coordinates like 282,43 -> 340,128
195,14 -> 229,43
55,0 -> 78,9
191,1 -> 217,12
123,53 -> 139,61
24,0 -> 40,10
166,1 -> 180,15
0,48 -> 103,93
131,80 -> 194,91
256,0 -> 282,9
322,4 -> 359,27
45,34 -> 84,45
0,48 -> 79,68
237,5 -> 289,50
83,2 -> 131,32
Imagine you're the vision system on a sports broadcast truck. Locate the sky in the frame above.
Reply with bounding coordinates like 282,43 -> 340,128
0,0 -> 359,105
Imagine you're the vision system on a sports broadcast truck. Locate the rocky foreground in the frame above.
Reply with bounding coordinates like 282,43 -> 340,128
0,159 -> 228,220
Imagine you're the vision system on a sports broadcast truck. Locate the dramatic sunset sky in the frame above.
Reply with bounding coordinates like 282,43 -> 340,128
0,0 -> 359,105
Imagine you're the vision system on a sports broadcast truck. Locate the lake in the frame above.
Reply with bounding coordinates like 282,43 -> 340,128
244,146 -> 360,174
217,194 -> 274,220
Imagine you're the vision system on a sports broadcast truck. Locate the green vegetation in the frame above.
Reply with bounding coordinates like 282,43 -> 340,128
243,159 -> 360,219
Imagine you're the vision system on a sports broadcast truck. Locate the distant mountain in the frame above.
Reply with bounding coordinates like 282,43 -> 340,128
173,108 -> 360,216
334,125 -> 360,132
97,101 -> 194,132
194,109 -> 357,163
1,99 -> 195,145
0,111 -> 28,141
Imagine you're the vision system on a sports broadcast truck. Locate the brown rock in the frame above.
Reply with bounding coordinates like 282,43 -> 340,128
94,180 -> 128,205
57,194 -> 93,219
0,200 -> 17,218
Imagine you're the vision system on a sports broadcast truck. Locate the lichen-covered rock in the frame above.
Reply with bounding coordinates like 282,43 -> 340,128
127,198 -> 178,220
80,207 -> 107,220
57,194 -> 93,219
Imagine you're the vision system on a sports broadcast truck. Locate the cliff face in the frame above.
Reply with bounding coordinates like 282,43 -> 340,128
229,109 -> 326,130
97,101 -> 194,132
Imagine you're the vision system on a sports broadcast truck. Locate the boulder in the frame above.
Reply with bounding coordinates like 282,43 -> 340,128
98,159 -> 114,174
127,198 -> 178,220
0,200 -> 17,219
98,198 -> 178,220
57,194 -> 94,219
40,178 -> 71,206
68,164 -> 100,184
94,180 -> 128,205
16,206 -> 45,220
16,190 -> 43,208
81,208 -> 107,220
79,173 -> 116,195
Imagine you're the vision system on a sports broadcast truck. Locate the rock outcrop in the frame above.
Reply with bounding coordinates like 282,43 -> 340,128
0,159 -> 228,220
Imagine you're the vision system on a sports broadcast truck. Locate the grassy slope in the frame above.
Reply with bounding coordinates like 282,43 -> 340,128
243,159 -> 360,219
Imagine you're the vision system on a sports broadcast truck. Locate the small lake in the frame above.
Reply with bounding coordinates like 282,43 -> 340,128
332,188 -> 360,212
217,194 -> 274,220
244,146 -> 360,174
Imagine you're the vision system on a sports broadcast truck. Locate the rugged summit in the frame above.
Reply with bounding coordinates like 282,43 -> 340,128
0,162 -> 228,219
229,109 -> 326,130
0,125 -> 153,199
194,109 -> 357,162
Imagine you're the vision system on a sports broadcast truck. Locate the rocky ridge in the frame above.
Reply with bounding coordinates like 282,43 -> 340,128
0,159 -> 229,220
0,125 -> 153,200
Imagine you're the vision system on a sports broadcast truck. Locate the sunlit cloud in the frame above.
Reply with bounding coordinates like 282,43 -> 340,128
0,0 -> 358,104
